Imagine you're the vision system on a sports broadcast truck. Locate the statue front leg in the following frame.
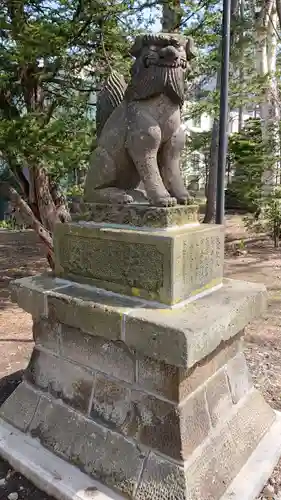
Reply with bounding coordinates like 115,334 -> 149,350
126,119 -> 176,207
159,126 -> 192,205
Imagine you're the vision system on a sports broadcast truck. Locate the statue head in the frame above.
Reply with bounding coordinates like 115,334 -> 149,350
126,33 -> 195,106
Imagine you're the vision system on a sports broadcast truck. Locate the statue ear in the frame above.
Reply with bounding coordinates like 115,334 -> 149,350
186,37 -> 196,60
130,36 -> 144,58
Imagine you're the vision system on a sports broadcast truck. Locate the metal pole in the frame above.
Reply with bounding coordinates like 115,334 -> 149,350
216,0 -> 231,224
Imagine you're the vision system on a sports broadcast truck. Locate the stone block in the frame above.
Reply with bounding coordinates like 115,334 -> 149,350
54,221 -> 224,305
89,374 -> 211,461
179,336 -> 241,402
29,394 -> 146,497
136,355 -> 179,401
179,385 -> 211,459
124,279 -> 267,368
226,352 -> 253,404
90,373 -> 131,430
33,318 -> 61,353
25,348 -> 94,413
0,382 -> 40,432
60,325 -> 135,383
74,202 -> 199,228
135,451 -> 186,500
10,274 -> 69,318
184,389 -> 276,500
47,284 -> 143,341
205,369 -> 233,427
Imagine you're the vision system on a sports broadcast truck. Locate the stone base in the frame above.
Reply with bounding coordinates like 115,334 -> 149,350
53,221 -> 224,306
1,274 -> 279,499
73,203 -> 199,229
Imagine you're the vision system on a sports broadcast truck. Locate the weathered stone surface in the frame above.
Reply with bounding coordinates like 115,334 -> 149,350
54,222 -> 223,305
29,395 -> 146,497
128,391 -> 181,460
185,389 -> 276,500
60,325 -> 135,383
179,385 -> 211,459
84,33 -> 194,207
0,382 -> 40,432
136,355 -> 179,401
10,275 -> 266,368
33,318 -> 61,353
48,284 -> 143,341
25,348 -> 94,413
90,374 -> 131,430
10,274 -> 68,318
179,336 -> 241,401
124,279 -> 267,368
226,352 -> 253,404
74,203 -> 199,228
135,451 -> 186,500
205,369 -> 233,427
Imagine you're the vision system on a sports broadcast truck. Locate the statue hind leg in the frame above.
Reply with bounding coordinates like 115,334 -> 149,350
84,147 -> 134,204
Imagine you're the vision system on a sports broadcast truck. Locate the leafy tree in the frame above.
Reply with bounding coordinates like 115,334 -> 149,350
226,118 -> 270,212
0,0 -> 135,267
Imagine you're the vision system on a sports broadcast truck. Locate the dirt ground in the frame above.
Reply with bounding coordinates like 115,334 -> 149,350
0,219 -> 281,499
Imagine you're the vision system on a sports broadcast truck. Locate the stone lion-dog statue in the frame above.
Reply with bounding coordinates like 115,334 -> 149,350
84,33 -> 196,207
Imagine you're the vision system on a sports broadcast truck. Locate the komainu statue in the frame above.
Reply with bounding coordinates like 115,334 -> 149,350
84,33 -> 196,207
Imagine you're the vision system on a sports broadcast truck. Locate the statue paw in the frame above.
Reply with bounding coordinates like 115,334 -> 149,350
153,196 -> 177,207
175,192 -> 193,205
122,194 -> 134,204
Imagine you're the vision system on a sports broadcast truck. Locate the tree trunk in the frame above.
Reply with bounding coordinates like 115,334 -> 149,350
161,0 -> 182,32
0,182 -> 55,267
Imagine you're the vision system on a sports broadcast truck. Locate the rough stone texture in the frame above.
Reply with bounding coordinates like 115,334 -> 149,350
60,325 -> 135,384
90,374 -> 131,430
32,318 -> 61,353
179,385 -> 211,459
124,279 -> 267,368
226,352 -> 253,404
9,275 -> 267,369
10,274 -> 69,319
178,337 -> 241,401
84,34 -> 194,207
54,222 -> 224,305
0,382 -> 40,432
135,451 -> 186,500
4,271 -> 276,500
136,355 -> 179,401
184,390 -> 276,500
205,369 -> 233,427
25,349 -> 94,413
74,203 -> 199,228
48,284 -> 143,341
28,394 -> 146,497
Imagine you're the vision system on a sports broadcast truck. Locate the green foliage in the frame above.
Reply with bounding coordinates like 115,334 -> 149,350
226,119 -> 269,212
264,190 -> 281,247
0,0 -> 141,190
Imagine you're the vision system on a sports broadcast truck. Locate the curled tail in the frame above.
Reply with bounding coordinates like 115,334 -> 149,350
96,71 -> 127,137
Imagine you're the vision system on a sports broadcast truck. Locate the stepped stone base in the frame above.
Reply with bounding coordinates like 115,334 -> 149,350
1,274 -> 280,499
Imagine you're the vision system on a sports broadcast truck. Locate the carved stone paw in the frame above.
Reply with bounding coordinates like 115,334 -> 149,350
175,191 -> 193,205
120,193 -> 134,204
153,196 -> 177,207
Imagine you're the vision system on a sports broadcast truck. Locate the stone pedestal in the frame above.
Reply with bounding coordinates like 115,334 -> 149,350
1,205 -> 281,500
